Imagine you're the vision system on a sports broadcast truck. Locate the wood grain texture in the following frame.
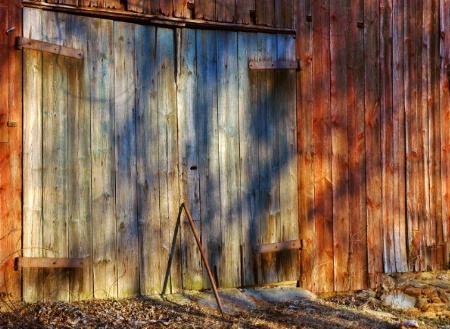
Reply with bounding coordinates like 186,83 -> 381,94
277,34 -> 299,283
135,24 -> 161,295
275,0 -> 294,29
312,0 -> 334,291
66,14 -> 93,301
0,6 -> 9,142
235,0 -> 253,24
196,30 -> 220,289
255,0 -> 274,26
216,0 -> 235,23
217,30 -> 241,287
114,21 -> 139,298
238,31 -> 259,286
89,17 -> 117,299
296,1 -> 316,291
347,0 -> 367,289
22,7 -> 44,303
365,0 -> 383,288
177,28 -> 203,290
196,0 -> 215,21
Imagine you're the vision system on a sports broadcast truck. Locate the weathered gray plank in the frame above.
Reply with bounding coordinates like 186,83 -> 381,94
217,30 -> 241,287
22,7 -> 44,303
66,14 -> 93,301
176,28 -> 203,290
196,30 -> 220,289
136,24 -> 161,295
238,31 -> 259,286
90,18 -> 117,299
276,34 -> 299,283
156,27 -> 181,293
114,21 -> 139,298
41,10 -> 69,302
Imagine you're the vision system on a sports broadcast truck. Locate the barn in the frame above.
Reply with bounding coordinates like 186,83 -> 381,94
0,0 -> 449,303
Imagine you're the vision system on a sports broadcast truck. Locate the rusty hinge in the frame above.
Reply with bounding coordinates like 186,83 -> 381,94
15,36 -> 84,60
249,60 -> 302,71
253,239 -> 302,254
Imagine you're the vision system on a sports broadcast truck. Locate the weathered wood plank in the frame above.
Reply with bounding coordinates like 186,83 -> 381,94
255,0 -> 274,26
216,0 -> 235,23
156,27 -> 181,293
126,0 -> 143,13
253,240 -> 301,255
312,0 -> 334,291
392,0 -> 408,273
330,0 -> 349,292
440,0 -> 450,266
238,31 -> 259,286
277,33 -> 299,283
114,21 -> 139,298
22,7 -> 44,303
177,28 -> 202,290
256,32 -> 278,284
103,0 -> 124,10
196,0 -> 215,21
380,0 -> 395,273
66,14 -> 93,301
41,10 -> 69,302
405,0 -> 420,271
15,257 -> 85,269
2,0 -> 23,303
160,0 -> 173,16
217,30 -> 241,287
0,6 -> 9,142
235,0 -> 253,24
275,0 -> 294,29
299,0 -> 317,292
347,0 -> 367,290
365,0 -> 383,288
136,24 -> 161,295
196,30 -> 220,289
173,0 -> 192,18
90,18 -> 117,299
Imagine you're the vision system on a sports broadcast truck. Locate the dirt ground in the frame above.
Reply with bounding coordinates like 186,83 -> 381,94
0,286 -> 448,329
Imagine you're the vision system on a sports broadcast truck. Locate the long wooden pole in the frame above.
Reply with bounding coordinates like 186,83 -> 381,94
182,203 -> 225,318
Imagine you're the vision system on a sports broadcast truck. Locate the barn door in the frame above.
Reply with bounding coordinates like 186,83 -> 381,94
0,0 -> 22,305
178,30 -> 299,289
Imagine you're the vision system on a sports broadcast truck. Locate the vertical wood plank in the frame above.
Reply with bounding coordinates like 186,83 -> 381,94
238,31 -> 259,286
2,0 -> 23,303
347,0 -> 368,289
405,0 -> 420,271
90,18 -> 117,299
160,0 -> 173,16
255,0 -> 274,26
22,7 -> 43,303
66,14 -> 93,301
216,0 -> 235,23
196,0 -> 215,21
381,0 -> 395,273
299,0 -> 317,292
441,0 -> 450,263
173,0 -> 192,18
256,33 -> 278,284
365,0 -> 383,288
0,6 -> 9,142
330,0 -> 349,292
392,0 -> 408,272
114,21 -> 139,298
235,0 -> 253,24
275,0 -> 294,29
136,24 -> 161,295
196,30 -> 220,289
127,0 -> 144,13
177,28 -> 203,290
103,0 -> 124,10
312,0 -> 334,291
41,11 -> 69,302
156,27 -> 181,293
277,34 -> 299,283
217,30 -> 241,287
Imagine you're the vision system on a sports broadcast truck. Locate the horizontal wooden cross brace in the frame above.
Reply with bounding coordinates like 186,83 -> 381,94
14,257 -> 86,270
253,239 -> 302,254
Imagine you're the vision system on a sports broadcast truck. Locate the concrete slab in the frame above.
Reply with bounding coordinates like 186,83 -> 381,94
243,286 -> 317,304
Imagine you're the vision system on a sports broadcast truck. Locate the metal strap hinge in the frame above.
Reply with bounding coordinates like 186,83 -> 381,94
15,36 -> 84,60
249,60 -> 302,71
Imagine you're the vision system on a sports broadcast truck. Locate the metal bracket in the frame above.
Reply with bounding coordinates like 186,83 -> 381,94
249,60 -> 302,71
15,36 -> 84,59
